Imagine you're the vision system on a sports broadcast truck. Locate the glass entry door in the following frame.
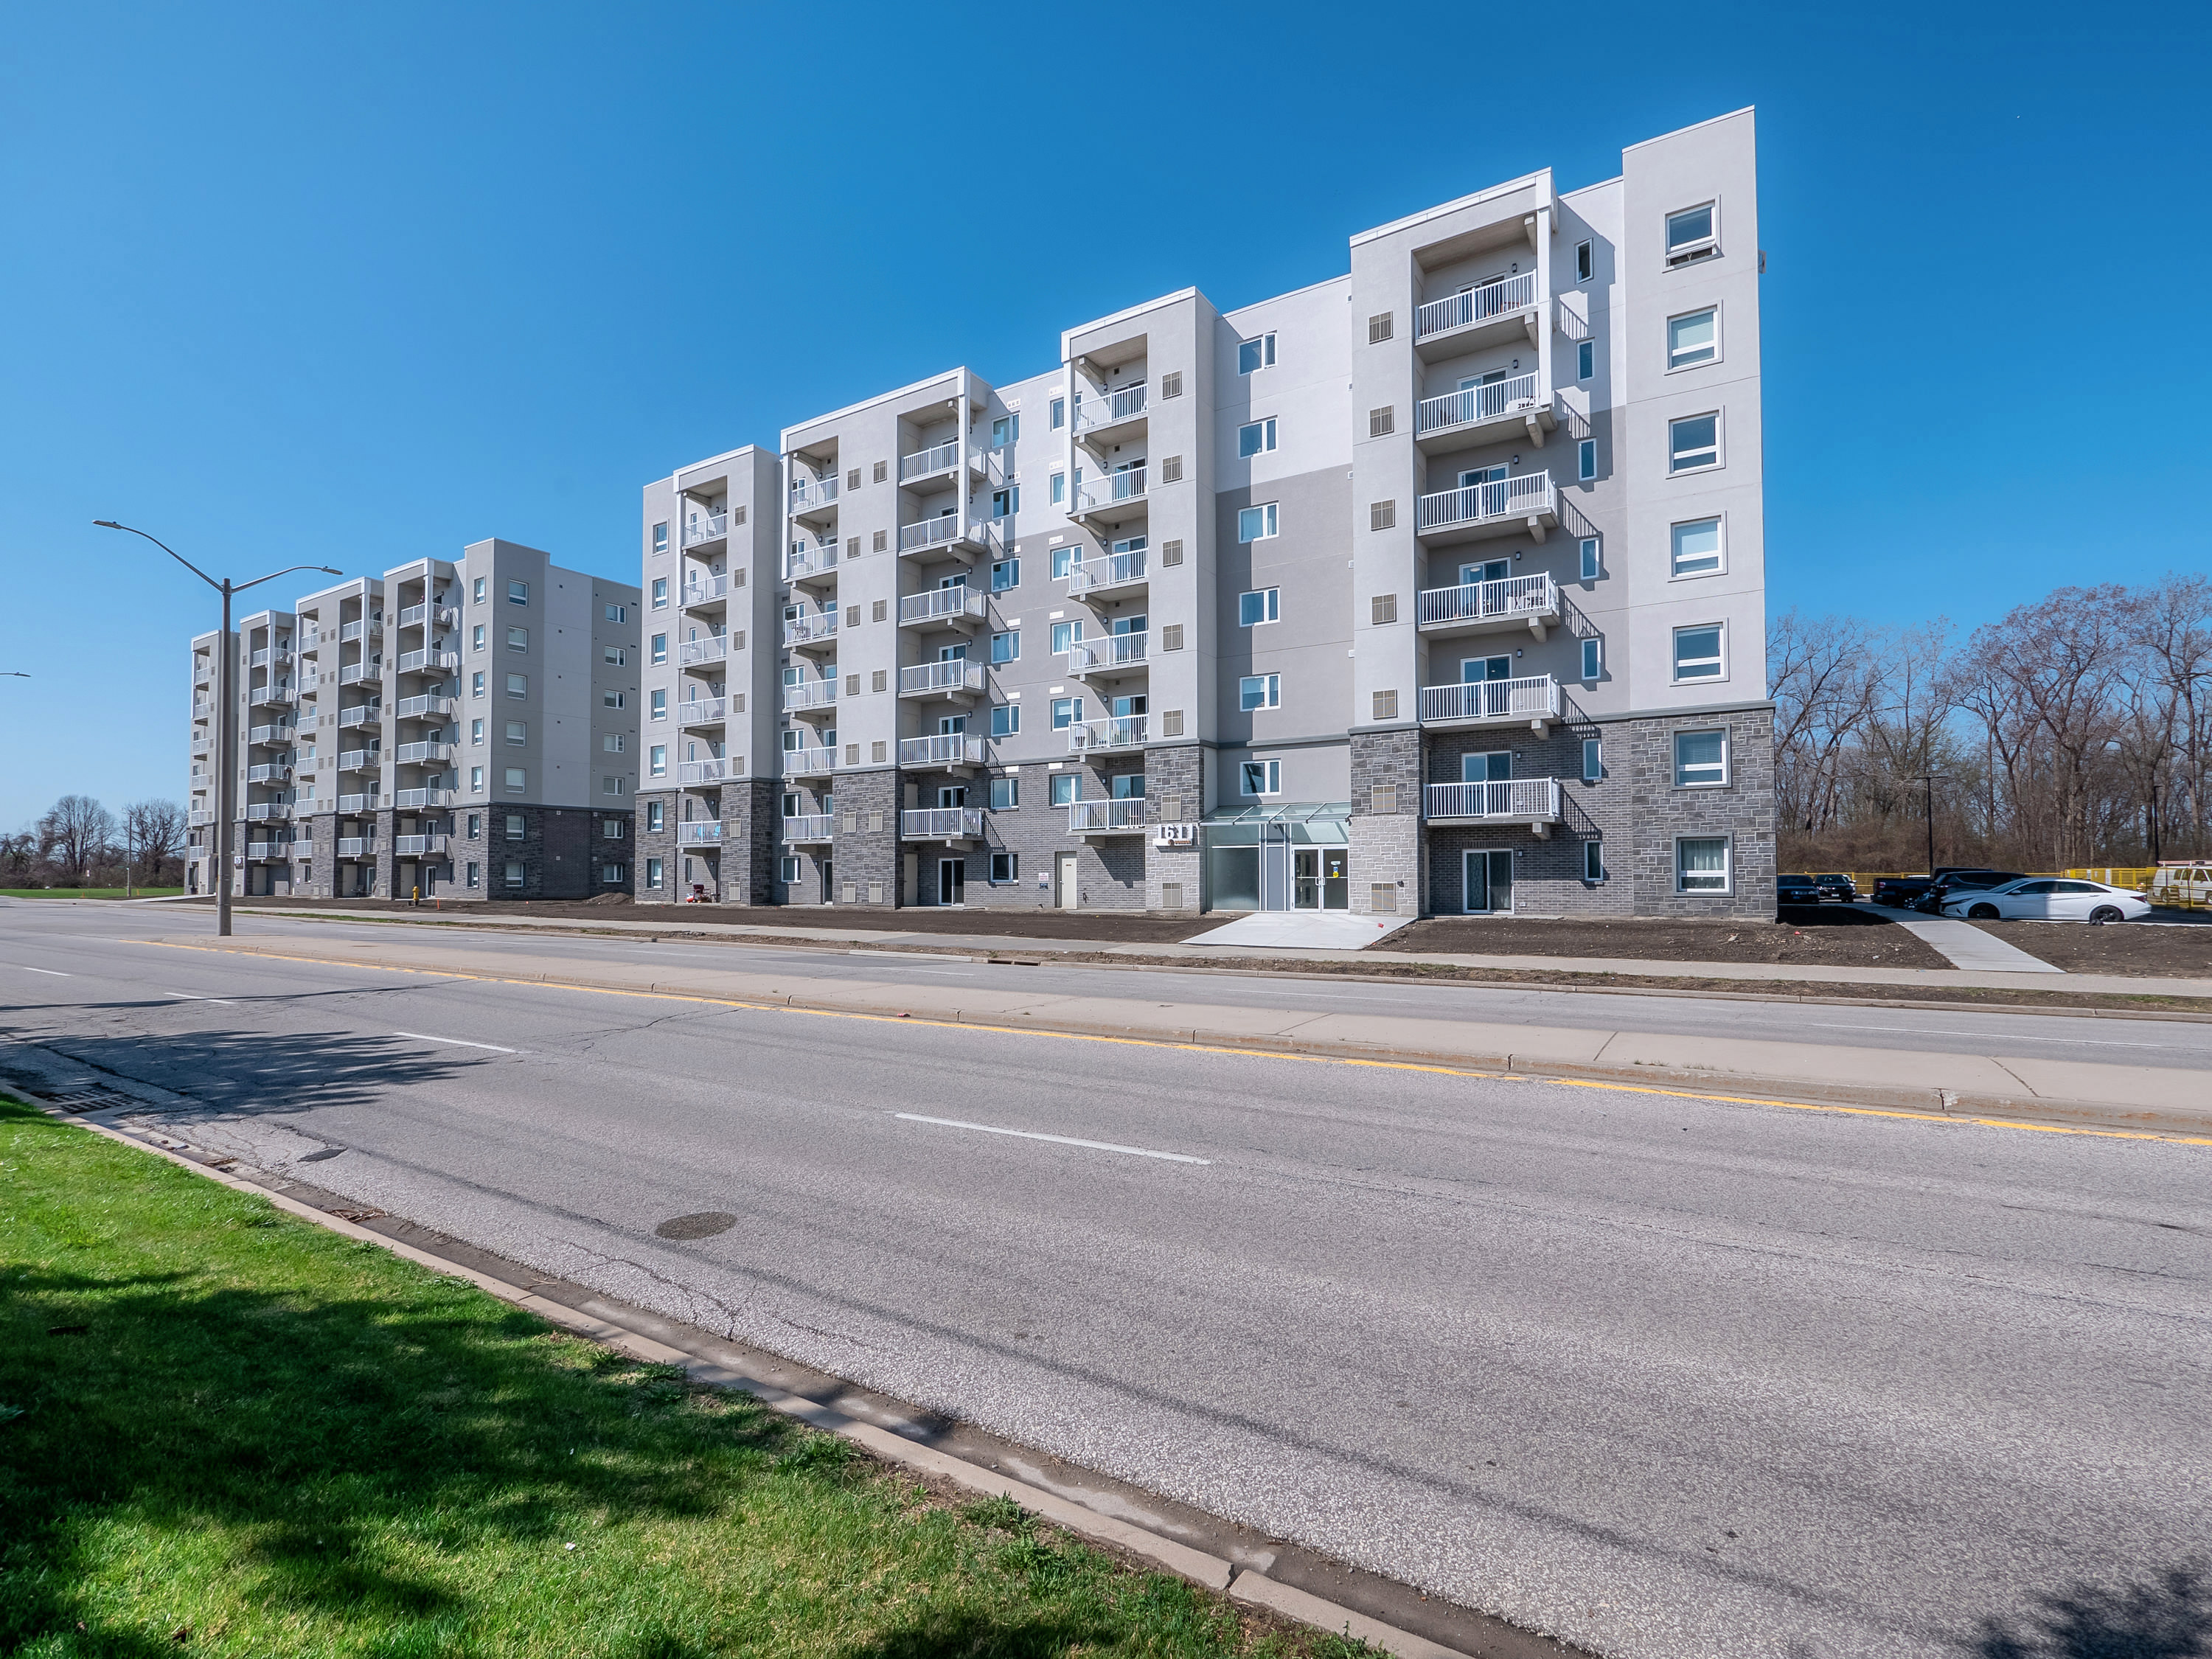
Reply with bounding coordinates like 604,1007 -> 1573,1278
1293,849 -> 1321,909
1463,849 -> 1513,914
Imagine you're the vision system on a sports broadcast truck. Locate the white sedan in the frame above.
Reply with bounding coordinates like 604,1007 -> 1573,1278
1941,877 -> 2150,922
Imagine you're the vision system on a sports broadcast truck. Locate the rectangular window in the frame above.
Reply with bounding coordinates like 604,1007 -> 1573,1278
1671,517 -> 1724,577
604,818 -> 623,838
507,580 -> 529,605
507,626 -> 528,651
1237,417 -> 1277,457
471,671 -> 486,698
506,673 -> 526,697
1579,536 -> 1601,580
469,765 -> 484,791
649,745 -> 667,777
602,689 -> 625,709
989,850 -> 1018,883
1666,203 -> 1717,263
1677,835 -> 1731,892
652,524 -> 667,554
602,776 -> 627,796
602,732 -> 625,752
1238,588 -> 1279,627
1049,397 -> 1065,430
605,603 -> 627,623
647,857 -> 664,889
1669,307 -> 1719,370
646,800 -> 664,832
651,577 -> 669,608
1673,624 -> 1725,682
990,630 -> 1019,664
504,861 -> 525,888
466,814 -> 481,839
1581,637 -> 1602,681
991,703 -> 1018,737
1576,239 -> 1593,282
1669,413 -> 1719,473
1239,673 -> 1281,711
1237,503 -> 1279,543
1582,737 -> 1603,783
1584,839 -> 1604,882
603,644 -> 626,667
1050,697 -> 1082,730
650,633 -> 667,664
989,775 -> 1018,811
991,557 -> 1019,591
1237,333 -> 1276,374
650,689 -> 666,720
1674,728 -> 1730,787
504,768 -> 525,793
472,624 -> 486,651
470,718 -> 484,745
1048,773 -> 1079,807
1578,439 -> 1596,481
473,577 -> 487,602
1577,338 -> 1595,380
1050,545 -> 1074,580
1049,620 -> 1083,654
992,414 -> 1018,447
1239,759 -> 1281,796
466,860 -> 481,888
992,486 -> 1019,518
1048,471 -> 1065,506
505,814 -> 526,840
504,720 -> 526,744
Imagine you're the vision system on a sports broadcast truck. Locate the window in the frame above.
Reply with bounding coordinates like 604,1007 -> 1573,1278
1237,417 -> 1277,457
472,671 -> 487,698
1239,588 -> 1279,627
602,733 -> 625,752
1237,333 -> 1276,374
467,861 -> 481,888
649,745 -> 667,777
1584,840 -> 1605,882
651,577 -> 669,608
1237,503 -> 1279,543
1669,413 -> 1719,473
604,645 -> 627,666
992,487 -> 1019,519
1050,545 -> 1074,580
650,689 -> 667,720
1677,835 -> 1730,892
992,414 -> 1018,447
646,800 -> 664,832
1581,638 -> 1602,681
504,768 -> 525,793
507,626 -> 528,651
469,765 -> 484,792
776,856 -> 797,885
1240,759 -> 1281,796
1673,624 -> 1725,682
1670,517 -> 1724,577
470,718 -> 485,745
504,861 -> 525,888
605,602 -> 627,622
1578,439 -> 1596,481
604,818 -> 624,838
1674,728 -> 1730,787
991,703 -> 1019,737
1579,536 -> 1601,580
1239,673 -> 1281,711
647,858 -> 664,889
1049,397 -> 1065,430
1666,203 -> 1717,264
1049,620 -> 1083,654
473,577 -> 487,603
989,850 -> 1018,883
506,673 -> 526,698
1669,308 -> 1719,372
602,776 -> 628,796
505,814 -> 526,840
1577,339 -> 1595,380
1575,239 -> 1593,282
990,630 -> 1020,664
989,776 -> 1018,810
650,633 -> 667,664
505,720 -> 526,744
472,624 -> 486,651
1050,697 -> 1082,730
507,580 -> 529,605
652,524 -> 667,554
1582,737 -> 1603,783
603,689 -> 625,710
991,557 -> 1019,591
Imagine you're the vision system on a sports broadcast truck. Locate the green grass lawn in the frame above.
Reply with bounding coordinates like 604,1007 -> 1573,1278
0,1097 -> 1364,1658
0,888 -> 185,900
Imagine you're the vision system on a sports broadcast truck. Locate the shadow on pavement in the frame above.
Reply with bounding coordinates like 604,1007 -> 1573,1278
1968,1559 -> 2208,1657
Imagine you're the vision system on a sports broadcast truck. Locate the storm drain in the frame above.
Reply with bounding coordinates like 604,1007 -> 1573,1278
655,1211 -> 738,1240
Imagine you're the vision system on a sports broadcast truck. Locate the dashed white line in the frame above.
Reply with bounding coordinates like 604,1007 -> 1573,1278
894,1111 -> 1210,1164
394,1031 -> 518,1054
162,990 -> 238,1005
12,965 -> 70,976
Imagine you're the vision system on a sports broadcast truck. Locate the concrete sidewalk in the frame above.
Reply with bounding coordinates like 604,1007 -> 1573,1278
147,931 -> 2212,1138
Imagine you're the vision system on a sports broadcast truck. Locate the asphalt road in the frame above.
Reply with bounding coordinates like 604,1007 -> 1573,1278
5,900 -> 2209,1658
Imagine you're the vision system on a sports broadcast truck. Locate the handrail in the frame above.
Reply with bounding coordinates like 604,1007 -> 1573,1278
897,586 -> 985,625
1065,631 -> 1149,672
786,541 -> 838,581
782,746 -> 837,773
682,511 -> 729,546
1414,472 -> 1555,533
1067,797 -> 1147,830
1414,572 -> 1560,626
678,758 -> 731,785
782,611 -> 838,647
789,475 -> 839,512
899,439 -> 960,480
1074,467 -> 1147,513
900,807 -> 984,839
782,813 -> 834,841
681,573 -> 730,605
679,821 -> 725,843
1074,383 -> 1147,431
897,734 -> 984,768
679,696 -> 728,724
1414,271 -> 1539,340
1416,674 -> 1559,723
897,659 -> 985,695
1422,778 -> 1562,820
679,634 -> 730,665
1068,715 -> 1149,751
1414,372 -> 1543,434
782,680 -> 838,712
1068,548 -> 1147,595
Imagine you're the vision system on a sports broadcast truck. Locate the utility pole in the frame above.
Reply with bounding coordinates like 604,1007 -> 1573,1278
1919,772 -> 1947,875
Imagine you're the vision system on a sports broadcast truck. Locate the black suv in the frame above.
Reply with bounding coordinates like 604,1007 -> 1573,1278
1871,877 -> 1933,907
1778,873 -> 1820,904
1912,869 -> 2025,913
1815,874 -> 1857,902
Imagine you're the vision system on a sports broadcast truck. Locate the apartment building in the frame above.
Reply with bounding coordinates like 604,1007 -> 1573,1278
187,540 -> 642,901
634,109 -> 1773,918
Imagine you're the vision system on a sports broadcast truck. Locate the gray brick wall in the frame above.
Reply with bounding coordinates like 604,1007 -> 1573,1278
832,767 -> 900,906
1349,729 -> 1421,915
1627,707 -> 1775,918
1144,743 -> 1202,911
1424,723 -> 1618,917
636,789 -> 678,903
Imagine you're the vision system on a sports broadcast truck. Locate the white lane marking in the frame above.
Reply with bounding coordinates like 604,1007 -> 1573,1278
1807,1022 -> 2174,1049
394,1031 -> 518,1054
894,1111 -> 1210,1165
162,990 -> 239,1005
13,965 -> 71,976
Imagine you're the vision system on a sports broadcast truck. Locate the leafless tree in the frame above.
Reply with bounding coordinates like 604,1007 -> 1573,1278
122,799 -> 189,890
37,795 -> 116,886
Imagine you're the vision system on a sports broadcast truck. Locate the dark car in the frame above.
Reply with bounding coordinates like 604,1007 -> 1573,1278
1871,877 -> 1933,907
1778,873 -> 1820,904
1912,869 -> 2025,913
1815,873 -> 1857,902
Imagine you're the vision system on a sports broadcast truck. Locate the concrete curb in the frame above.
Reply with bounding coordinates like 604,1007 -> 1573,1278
35,1100 -> 1500,1659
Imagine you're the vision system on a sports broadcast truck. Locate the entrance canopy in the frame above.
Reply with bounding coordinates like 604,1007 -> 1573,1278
1200,802 -> 1352,846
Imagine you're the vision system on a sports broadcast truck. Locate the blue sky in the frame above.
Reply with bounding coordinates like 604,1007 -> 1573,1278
2,1 -> 2205,823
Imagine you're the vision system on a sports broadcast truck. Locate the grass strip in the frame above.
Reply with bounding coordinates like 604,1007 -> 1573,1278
0,1096 -> 1373,1658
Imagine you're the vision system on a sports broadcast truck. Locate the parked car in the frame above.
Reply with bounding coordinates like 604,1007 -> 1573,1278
1941,877 -> 2151,923
1815,873 -> 1857,902
1911,870 -> 2025,913
1778,873 -> 1820,904
1871,876 -> 1933,907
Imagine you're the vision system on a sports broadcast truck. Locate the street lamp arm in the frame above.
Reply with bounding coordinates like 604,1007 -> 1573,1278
94,520 -> 220,590
235,563 -> 344,594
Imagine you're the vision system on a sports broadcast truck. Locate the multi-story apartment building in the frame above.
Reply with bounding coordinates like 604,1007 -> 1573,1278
187,540 -> 642,901
630,109 -> 1772,918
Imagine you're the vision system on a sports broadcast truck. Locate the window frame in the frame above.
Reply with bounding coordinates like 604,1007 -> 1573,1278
990,630 -> 1020,664
1577,437 -> 1596,481
988,849 -> 1018,884
1576,338 -> 1595,381
1237,333 -> 1277,375
1583,839 -> 1605,882
990,703 -> 1019,737
1673,728 -> 1731,788
1238,587 -> 1280,627
1669,516 -> 1727,579
650,633 -> 667,665
1580,637 -> 1602,682
1237,502 -> 1279,543
1674,834 -> 1733,894
505,672 -> 527,698
506,626 -> 529,652
1668,411 -> 1722,474
507,580 -> 529,606
990,557 -> 1019,591
988,775 -> 1018,811
1666,305 -> 1721,372
1664,201 -> 1719,265
1048,772 -> 1079,807
1672,623 -> 1728,684
1582,737 -> 1603,784
1238,672 -> 1281,712
1575,239 -> 1593,282
1239,758 -> 1282,797
650,577 -> 669,608
1237,417 -> 1278,457
1579,535 -> 1601,581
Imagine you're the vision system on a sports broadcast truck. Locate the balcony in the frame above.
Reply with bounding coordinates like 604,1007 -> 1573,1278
1068,715 -> 1149,753
1417,674 -> 1561,731
337,836 -> 374,858
1065,631 -> 1150,678
682,573 -> 729,608
1413,471 -> 1557,546
783,679 -> 838,714
395,603 -> 453,629
1071,466 -> 1148,526
789,476 -> 840,519
247,723 -> 294,746
338,619 -> 382,643
397,604 -> 428,627
900,807 -> 983,843
249,684 -> 296,707
897,586 -> 985,630
246,762 -> 291,785
245,801 -> 290,822
897,734 -> 984,770
783,745 -> 837,776
188,810 -> 215,827
394,787 -> 457,809
397,741 -> 456,764
897,659 -> 985,701
683,511 -> 729,548
1422,776 -> 1562,833
395,694 -> 456,718
190,736 -> 213,756
1413,372 -> 1556,452
396,648 -> 461,674
338,748 -> 381,773
338,703 -> 381,728
899,438 -> 959,483
1413,572 -> 1561,641
1068,548 -> 1147,600
679,758 -> 731,785
251,647 -> 293,668
679,634 -> 729,667
679,821 -> 724,845
245,841 -> 292,860
338,792 -> 375,813
782,813 -> 833,843
1067,797 -> 1147,833
338,662 -> 378,685
897,516 -> 994,563
1073,382 -> 1148,448
678,696 -> 727,727
786,541 -> 839,585
394,834 -> 451,856
782,611 -> 838,651
1413,271 -> 1543,360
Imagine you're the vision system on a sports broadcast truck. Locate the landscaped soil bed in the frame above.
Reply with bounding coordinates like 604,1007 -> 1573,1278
1964,917 -> 2212,978
1380,905 -> 1950,970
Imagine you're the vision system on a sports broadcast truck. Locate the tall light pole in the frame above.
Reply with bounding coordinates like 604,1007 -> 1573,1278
95,522 -> 337,937
1918,772 -> 1947,876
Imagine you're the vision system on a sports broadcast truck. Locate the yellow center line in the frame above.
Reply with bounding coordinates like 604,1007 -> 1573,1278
127,937 -> 2212,1148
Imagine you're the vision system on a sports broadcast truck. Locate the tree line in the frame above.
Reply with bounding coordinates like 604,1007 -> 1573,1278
1772,573 -> 2212,872
1,796 -> 189,890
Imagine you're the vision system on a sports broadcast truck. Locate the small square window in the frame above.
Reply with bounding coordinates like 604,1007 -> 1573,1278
1584,840 -> 1605,882
507,580 -> 529,605
1237,333 -> 1276,374
1237,417 -> 1277,457
989,849 -> 1018,883
1673,624 -> 1725,682
992,414 -> 1019,447
605,602 -> 627,622
1581,638 -> 1601,681
991,557 -> 1019,592
504,768 -> 526,793
1579,536 -> 1601,580
603,644 -> 627,666
505,673 -> 527,697
1677,835 -> 1730,893
1671,517 -> 1724,577
604,818 -> 624,838
1669,414 -> 1720,473
504,860 -> 526,888
1577,339 -> 1594,380
989,776 -> 1018,811
1050,697 -> 1082,730
776,856 -> 797,885
1239,759 -> 1281,796
990,630 -> 1019,664
505,814 -> 526,840
1239,588 -> 1279,627
602,689 -> 625,710
1237,503 -> 1279,543
1050,545 -> 1074,580
1048,773 -> 1079,807
991,703 -> 1018,737
991,486 -> 1019,518
1674,728 -> 1729,787
507,626 -> 528,650
505,720 -> 526,744
1582,737 -> 1603,783
1049,620 -> 1084,655
1668,307 -> 1718,369
602,731 -> 625,751
1239,673 -> 1281,711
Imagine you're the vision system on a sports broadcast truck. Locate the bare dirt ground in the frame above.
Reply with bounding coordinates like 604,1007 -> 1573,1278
1382,905 -> 1952,970
1964,915 -> 2212,978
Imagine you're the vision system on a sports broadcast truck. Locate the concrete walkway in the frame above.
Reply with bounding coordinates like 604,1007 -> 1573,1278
1185,911 -> 1416,950
1862,904 -> 2063,973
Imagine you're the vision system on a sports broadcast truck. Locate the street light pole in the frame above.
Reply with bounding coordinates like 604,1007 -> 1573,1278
95,522 -> 338,937
1919,772 -> 1947,876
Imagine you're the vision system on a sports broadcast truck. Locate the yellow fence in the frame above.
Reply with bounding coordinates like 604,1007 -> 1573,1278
1788,869 -> 2211,911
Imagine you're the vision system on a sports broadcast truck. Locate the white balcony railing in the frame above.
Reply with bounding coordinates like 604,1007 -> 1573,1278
1423,778 -> 1562,821
679,820 -> 724,844
897,734 -> 984,768
897,515 -> 967,554
1075,382 -> 1147,433
396,648 -> 459,673
679,696 -> 727,726
786,541 -> 838,581
338,619 -> 381,642
1414,572 -> 1560,628
1415,372 -> 1543,436
782,813 -> 834,841
338,793 -> 374,813
337,836 -> 373,858
899,438 -> 959,480
250,647 -> 293,667
783,679 -> 838,713
1414,271 -> 1539,341
248,723 -> 295,746
1417,674 -> 1561,725
250,684 -> 296,705
337,704 -> 381,728
246,763 -> 290,784
338,749 -> 379,772
1415,472 -> 1556,535
245,841 -> 292,859
898,659 -> 985,696
188,809 -> 215,827
1074,467 -> 1147,513
245,801 -> 290,822
682,511 -> 729,546
682,573 -> 728,606
1067,797 -> 1147,832
1065,632 -> 1149,673
394,787 -> 456,809
679,634 -> 729,667
783,745 -> 837,774
897,586 -> 985,626
789,475 -> 839,513
394,834 -> 450,856
1068,548 -> 1147,596
338,663 -> 377,684
679,758 -> 730,785
397,741 -> 456,764
395,695 -> 456,718
1068,715 -> 1150,752
782,611 -> 838,647
397,604 -> 428,627
901,807 -> 984,839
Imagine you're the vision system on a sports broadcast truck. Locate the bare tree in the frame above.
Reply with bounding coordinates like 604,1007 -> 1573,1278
122,799 -> 188,894
1768,611 -> 1883,838
37,795 -> 116,886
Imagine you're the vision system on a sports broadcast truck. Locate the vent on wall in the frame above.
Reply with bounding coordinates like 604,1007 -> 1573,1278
872,529 -> 888,553
1162,539 -> 1184,567
870,744 -> 886,765
845,746 -> 859,767
846,675 -> 860,696
1370,501 -> 1397,532
1371,883 -> 1398,913
1374,690 -> 1399,721
1161,624 -> 1184,652
846,605 -> 861,627
1370,784 -> 1397,815
872,460 -> 888,483
846,536 -> 860,557
1159,455 -> 1183,484
732,505 -> 747,526
1161,709 -> 1185,737
1368,312 -> 1394,344
1159,795 -> 1182,819
872,599 -> 888,623
1369,406 -> 1395,438
1160,370 -> 1183,399
732,694 -> 745,713
1162,882 -> 1184,908
843,882 -> 857,902
733,630 -> 745,651
872,669 -> 888,692
732,567 -> 745,585
846,468 -> 861,490
1371,593 -> 1398,625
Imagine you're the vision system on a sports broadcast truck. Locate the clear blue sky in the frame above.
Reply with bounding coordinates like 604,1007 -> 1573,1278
3,1 -> 2205,824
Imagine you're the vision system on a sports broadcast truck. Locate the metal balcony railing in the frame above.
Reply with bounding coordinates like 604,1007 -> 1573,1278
397,741 -> 456,764
782,813 -> 834,841
394,834 -> 450,855
188,809 -> 215,827
338,748 -> 380,772
245,801 -> 290,822
897,587 -> 985,626
783,679 -> 838,713
396,649 -> 459,673
782,611 -> 838,647
338,793 -> 374,813
394,787 -> 457,809
1065,632 -> 1149,673
679,758 -> 731,785
1068,548 -> 1147,596
1074,467 -> 1147,513
1068,715 -> 1149,752
1414,572 -> 1560,627
248,723 -> 295,746
1422,778 -> 1562,821
250,684 -> 296,706
1074,382 -> 1147,433
1415,372 -> 1543,436
901,807 -> 983,839
682,573 -> 729,606
679,635 -> 729,666
246,763 -> 290,784
1417,674 -> 1561,725
245,841 -> 292,859
397,604 -> 428,627
337,836 -> 373,858
679,821 -> 724,844
897,515 -> 967,554
395,694 -> 455,718
899,439 -> 959,481
679,697 -> 727,725
897,734 -> 984,768
897,659 -> 985,696
337,704 -> 381,728
789,476 -> 839,513
338,663 -> 377,684
682,511 -> 729,546
783,745 -> 837,774
1415,271 -> 1539,341
1066,797 -> 1147,831
1415,472 -> 1556,535
338,619 -> 382,642
786,541 -> 838,581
